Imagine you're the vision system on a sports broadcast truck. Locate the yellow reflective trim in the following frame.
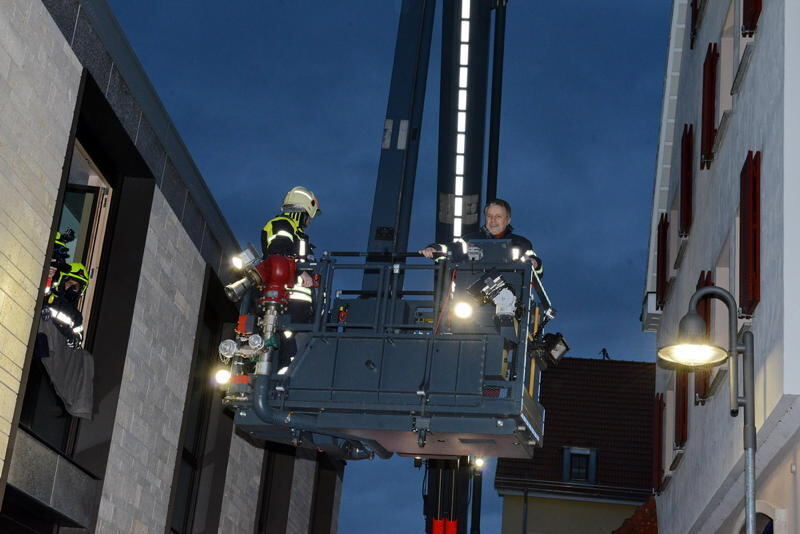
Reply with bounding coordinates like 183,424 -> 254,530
289,293 -> 313,302
262,215 -> 300,236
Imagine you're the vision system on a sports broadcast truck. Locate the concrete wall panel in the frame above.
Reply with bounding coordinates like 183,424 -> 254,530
96,187 -> 205,532
218,432 -> 264,533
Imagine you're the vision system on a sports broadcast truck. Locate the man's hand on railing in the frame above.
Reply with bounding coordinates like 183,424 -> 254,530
418,247 -> 438,259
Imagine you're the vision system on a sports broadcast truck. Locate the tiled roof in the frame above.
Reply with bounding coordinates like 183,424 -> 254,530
613,496 -> 658,533
496,357 -> 655,500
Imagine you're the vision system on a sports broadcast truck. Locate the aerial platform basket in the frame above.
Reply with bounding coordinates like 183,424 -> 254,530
234,241 -> 557,460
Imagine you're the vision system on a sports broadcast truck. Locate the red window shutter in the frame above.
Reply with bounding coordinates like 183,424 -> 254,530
656,214 -> 669,310
742,0 -> 762,37
690,0 -> 699,49
740,151 -> 761,316
701,43 -> 719,169
694,270 -> 713,403
674,370 -> 689,447
680,124 -> 694,236
652,393 -> 665,491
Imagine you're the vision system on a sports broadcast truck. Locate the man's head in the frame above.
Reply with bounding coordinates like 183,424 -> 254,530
484,199 -> 512,236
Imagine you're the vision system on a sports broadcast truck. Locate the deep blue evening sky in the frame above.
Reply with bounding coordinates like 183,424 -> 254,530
106,1 -> 671,531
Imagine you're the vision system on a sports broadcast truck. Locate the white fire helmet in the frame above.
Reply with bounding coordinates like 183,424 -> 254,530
282,186 -> 321,219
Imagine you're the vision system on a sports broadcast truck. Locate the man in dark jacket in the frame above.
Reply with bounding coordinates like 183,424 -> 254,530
419,199 -> 543,275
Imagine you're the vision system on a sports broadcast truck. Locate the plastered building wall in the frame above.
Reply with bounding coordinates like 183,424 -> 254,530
652,1 -> 797,532
0,0 -> 81,479
501,495 -> 637,534
96,187 -> 205,532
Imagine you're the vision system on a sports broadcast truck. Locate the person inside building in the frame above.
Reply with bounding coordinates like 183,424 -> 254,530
43,262 -> 90,349
261,186 -> 321,367
418,198 -> 543,275
46,229 -> 75,297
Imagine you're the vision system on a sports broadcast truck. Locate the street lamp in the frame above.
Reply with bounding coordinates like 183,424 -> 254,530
656,286 -> 757,534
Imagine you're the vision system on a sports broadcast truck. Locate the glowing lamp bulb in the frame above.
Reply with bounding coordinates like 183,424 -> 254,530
453,301 -> 473,319
231,256 -> 244,270
215,369 -> 232,385
474,457 -> 485,468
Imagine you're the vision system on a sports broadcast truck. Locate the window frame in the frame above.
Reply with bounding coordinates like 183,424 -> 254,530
561,446 -> 597,485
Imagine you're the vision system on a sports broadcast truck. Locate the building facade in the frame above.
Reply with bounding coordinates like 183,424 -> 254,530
0,1 -> 342,532
643,0 -> 798,532
495,358 -> 654,534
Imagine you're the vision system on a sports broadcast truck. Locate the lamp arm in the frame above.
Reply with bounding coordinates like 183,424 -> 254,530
687,286 -> 740,415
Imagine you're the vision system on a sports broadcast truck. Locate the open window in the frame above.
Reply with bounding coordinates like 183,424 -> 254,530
19,142 -> 112,453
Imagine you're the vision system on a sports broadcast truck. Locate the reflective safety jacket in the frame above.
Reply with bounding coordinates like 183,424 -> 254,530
261,212 -> 314,303
428,224 -> 543,276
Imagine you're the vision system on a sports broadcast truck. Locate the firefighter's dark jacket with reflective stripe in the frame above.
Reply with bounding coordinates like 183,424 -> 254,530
261,214 -> 310,260
261,213 -> 314,306
428,224 -> 543,275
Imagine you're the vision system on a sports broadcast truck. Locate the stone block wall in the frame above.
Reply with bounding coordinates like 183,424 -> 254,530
0,0 -> 81,480
218,431 -> 264,533
95,188 -> 205,532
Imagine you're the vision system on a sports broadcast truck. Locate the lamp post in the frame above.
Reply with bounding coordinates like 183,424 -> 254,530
657,286 -> 756,534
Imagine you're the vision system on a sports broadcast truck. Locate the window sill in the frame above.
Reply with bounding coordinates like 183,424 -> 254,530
712,110 -> 733,157
731,42 -> 754,95
697,367 -> 728,405
669,447 -> 685,471
673,236 -> 689,270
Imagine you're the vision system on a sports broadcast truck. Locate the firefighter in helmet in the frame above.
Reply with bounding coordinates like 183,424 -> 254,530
261,186 -> 321,322
46,229 -> 75,296
44,262 -> 90,349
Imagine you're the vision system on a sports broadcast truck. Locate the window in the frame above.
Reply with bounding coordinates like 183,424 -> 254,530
562,447 -> 597,484
739,151 -> 761,316
19,143 -> 112,454
680,125 -> 695,237
741,0 -> 762,37
701,43 -> 720,168
656,214 -> 669,309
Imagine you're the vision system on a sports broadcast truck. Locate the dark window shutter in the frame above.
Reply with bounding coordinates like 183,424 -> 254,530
674,370 -> 689,447
690,0 -> 699,49
740,151 -> 761,316
694,270 -> 713,403
701,43 -> 719,169
680,124 -> 694,236
653,393 -> 665,491
656,214 -> 669,310
742,0 -> 762,37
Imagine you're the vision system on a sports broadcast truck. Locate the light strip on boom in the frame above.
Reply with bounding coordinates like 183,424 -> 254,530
453,0 -> 471,238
